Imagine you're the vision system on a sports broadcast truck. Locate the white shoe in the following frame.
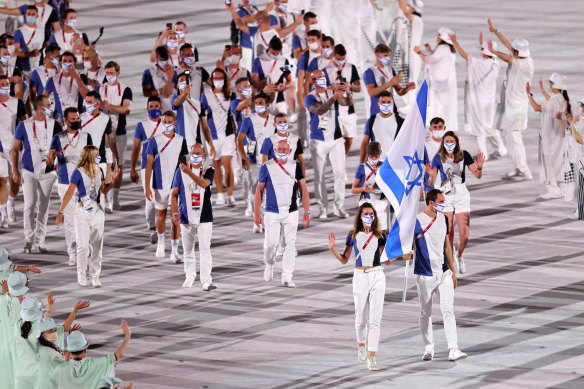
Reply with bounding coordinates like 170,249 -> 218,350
281,280 -> 295,288
234,175 -> 240,186
540,190 -> 562,200
23,241 -> 32,254
68,256 -> 77,266
289,113 -> 298,123
422,349 -> 434,361
77,273 -> 88,287
150,230 -> 158,244
263,264 -> 274,282
228,196 -> 237,207
505,169 -> 520,178
457,254 -> 466,274
448,349 -> 467,361
170,251 -> 183,263
568,210 -> 579,220
183,276 -> 195,288
358,345 -> 367,363
7,203 -> 15,223
367,356 -> 379,371
34,242 -> 48,253
156,243 -> 165,258
319,207 -> 328,219
244,202 -> 253,217
0,215 -> 8,228
202,282 -> 217,291
91,277 -> 102,288
333,206 -> 349,218
105,203 -> 113,214
252,224 -> 263,234
276,245 -> 283,256
216,193 -> 225,205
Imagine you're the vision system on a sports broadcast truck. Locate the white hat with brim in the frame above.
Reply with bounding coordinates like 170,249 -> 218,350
66,330 -> 90,353
0,246 -> 11,271
8,272 -> 29,296
438,27 -> 454,45
549,73 -> 567,91
511,38 -> 530,57
98,377 -> 124,389
21,296 -> 43,322
481,41 -> 497,57
37,318 -> 58,337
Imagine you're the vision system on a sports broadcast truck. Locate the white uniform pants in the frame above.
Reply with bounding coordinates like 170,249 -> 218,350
353,267 -> 386,352
505,129 -> 531,174
311,138 -> 346,211
296,106 -> 308,144
22,170 -> 56,244
242,164 -> 260,208
140,169 -> 156,229
115,134 -> 128,166
241,46 -> 253,73
74,206 -> 105,278
476,132 -> 507,158
181,222 -> 213,284
416,269 -> 459,351
57,183 -> 77,258
263,210 -> 298,282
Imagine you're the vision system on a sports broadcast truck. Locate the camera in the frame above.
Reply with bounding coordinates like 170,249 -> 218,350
184,69 -> 191,85
276,64 -> 294,85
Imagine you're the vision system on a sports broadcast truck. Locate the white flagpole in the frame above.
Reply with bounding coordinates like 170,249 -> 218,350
402,249 -> 414,303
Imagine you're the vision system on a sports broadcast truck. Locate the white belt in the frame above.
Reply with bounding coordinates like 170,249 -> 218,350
355,266 -> 383,273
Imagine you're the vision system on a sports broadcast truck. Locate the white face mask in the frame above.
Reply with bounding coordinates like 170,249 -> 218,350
0,86 -> 10,96
213,79 -> 224,89
444,142 -> 456,153
7,45 -> 15,55
166,40 -> 179,50
157,59 -> 167,69
190,154 -> 204,165
432,129 -> 445,139
65,19 -> 77,29
177,31 -> 186,40
276,122 -> 288,133
163,123 -> 175,134
106,74 -> 117,84
228,55 -> 240,65
309,23 -> 320,31
308,41 -> 319,51
84,102 -> 97,114
83,61 -> 92,70
240,88 -> 252,98
275,151 -> 289,162
314,77 -> 327,88
182,56 -> 195,68
322,47 -> 333,57
361,214 -> 375,226
255,105 -> 267,114
379,103 -> 392,115
378,54 -> 391,66
50,56 -> 60,68
61,62 -> 74,72
0,56 -> 9,65
177,81 -> 187,90
367,157 -> 378,166
334,59 -> 345,67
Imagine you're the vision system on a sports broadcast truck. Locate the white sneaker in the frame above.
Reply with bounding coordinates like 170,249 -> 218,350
216,193 -> 225,205
276,245 -> 283,256
422,349 -> 434,361
170,251 -> 183,263
568,210 -> 579,220
91,277 -> 102,288
105,202 -> 113,214
183,276 -> 195,288
150,230 -> 158,244
367,356 -> 379,371
202,282 -> 217,291
263,264 -> 274,282
23,241 -> 32,254
7,203 -> 15,223
333,206 -> 349,218
319,207 -> 328,219
505,169 -> 520,178
289,113 -> 298,123
252,224 -> 263,234
448,349 -> 467,361
156,243 -> 165,258
244,202 -> 253,217
457,254 -> 466,274
0,215 -> 8,228
77,273 -> 88,287
281,280 -> 295,288
540,190 -> 562,200
228,196 -> 237,207
358,345 -> 367,363
68,256 -> 77,266
34,242 -> 48,254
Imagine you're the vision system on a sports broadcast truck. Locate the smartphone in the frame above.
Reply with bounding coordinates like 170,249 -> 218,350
184,69 -> 191,85
398,71 -> 404,77
225,0 -> 232,4
166,23 -> 173,30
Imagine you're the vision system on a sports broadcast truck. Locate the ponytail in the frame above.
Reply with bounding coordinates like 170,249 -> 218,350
20,321 -> 32,339
562,90 -> 572,117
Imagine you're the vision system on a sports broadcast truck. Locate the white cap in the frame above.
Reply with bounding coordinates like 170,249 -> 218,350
549,73 -> 567,91
511,38 -> 530,57
438,27 -> 454,45
481,41 -> 497,57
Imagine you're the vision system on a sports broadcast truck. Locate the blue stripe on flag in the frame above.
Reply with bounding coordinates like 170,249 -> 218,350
384,218 -> 403,260
416,80 -> 428,126
378,158 -> 405,205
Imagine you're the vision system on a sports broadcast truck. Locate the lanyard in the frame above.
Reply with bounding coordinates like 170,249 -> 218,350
32,120 -> 48,151
415,217 -> 437,240
105,83 -> 121,97
81,113 -> 99,129
148,121 -> 161,140
269,59 -> 278,74
275,160 -> 296,182
212,92 -> 228,113
186,99 -> 200,116
62,131 -> 79,152
378,66 -> 390,81
58,73 -> 73,93
26,29 -> 37,47
362,233 -> 374,251
335,63 -> 346,80
159,134 -> 175,154
263,113 -> 270,128
318,90 -> 329,103
188,166 -> 203,191
260,32 -> 269,46
365,163 -> 377,181
0,100 -> 7,108
231,67 -> 240,79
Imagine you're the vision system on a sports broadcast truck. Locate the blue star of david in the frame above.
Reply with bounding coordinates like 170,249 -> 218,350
403,151 -> 424,195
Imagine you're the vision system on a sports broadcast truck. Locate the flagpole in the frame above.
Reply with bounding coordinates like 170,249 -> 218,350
402,255 -> 411,303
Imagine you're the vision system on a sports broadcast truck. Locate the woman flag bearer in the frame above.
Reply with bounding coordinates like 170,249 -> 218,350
426,131 -> 484,274
327,203 -> 403,371
171,144 -> 216,291
413,189 -> 467,362
255,139 -> 310,288
56,145 -> 117,287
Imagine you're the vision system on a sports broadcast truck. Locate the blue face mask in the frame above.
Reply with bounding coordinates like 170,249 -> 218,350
379,103 -> 392,115
269,53 -> 279,60
433,202 -> 445,213
444,142 -> 456,153
255,105 -> 266,114
182,56 -> 195,68
275,151 -> 289,162
248,0 -> 256,5
276,122 -> 288,133
361,214 -> 375,226
315,77 -> 327,88
26,16 -> 37,25
148,108 -> 161,119
190,154 -> 204,165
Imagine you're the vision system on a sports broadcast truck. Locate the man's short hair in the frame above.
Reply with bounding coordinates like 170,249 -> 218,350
32,95 -> 46,110
179,43 -> 193,55
378,90 -> 392,100
26,5 -> 38,13
322,35 -> 335,46
334,44 -> 347,57
45,44 -> 60,56
235,77 -> 249,88
268,36 -> 282,51
307,30 -> 321,39
61,8 -> 76,21
155,45 -> 169,61
425,189 -> 443,205
104,61 -> 120,73
274,113 -> 287,122
175,21 -> 186,28
147,95 -> 162,105
430,117 -> 445,126
60,51 -> 77,63
374,43 -> 390,54
366,141 -> 382,157
303,12 -> 317,23
86,91 -> 102,101
64,107 -> 79,120
252,92 -> 270,104
163,110 -> 176,119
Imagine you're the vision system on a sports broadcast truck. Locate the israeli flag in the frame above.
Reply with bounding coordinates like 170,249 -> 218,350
375,80 -> 428,261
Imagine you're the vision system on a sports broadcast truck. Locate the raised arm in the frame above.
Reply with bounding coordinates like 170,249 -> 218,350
328,232 -> 352,264
449,33 -> 468,61
526,82 -> 542,112
226,3 -> 250,35
487,40 -> 511,64
63,300 -> 90,331
0,7 -> 22,16
276,14 -> 303,38
488,19 -> 513,52
114,320 -> 132,361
